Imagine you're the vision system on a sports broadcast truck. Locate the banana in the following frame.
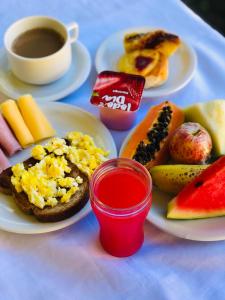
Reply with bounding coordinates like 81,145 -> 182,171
150,164 -> 209,194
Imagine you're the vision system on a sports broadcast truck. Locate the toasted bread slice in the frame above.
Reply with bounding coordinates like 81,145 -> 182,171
124,32 -> 146,53
144,53 -> 168,89
0,167 -> 13,194
117,50 -> 168,89
117,49 -> 160,77
0,158 -> 36,195
124,30 -> 180,57
0,159 -> 89,222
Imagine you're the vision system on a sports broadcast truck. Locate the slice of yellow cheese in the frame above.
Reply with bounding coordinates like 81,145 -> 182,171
1,100 -> 34,148
17,95 -> 55,142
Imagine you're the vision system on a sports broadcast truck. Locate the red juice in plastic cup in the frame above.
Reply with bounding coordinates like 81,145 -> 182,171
90,158 -> 152,257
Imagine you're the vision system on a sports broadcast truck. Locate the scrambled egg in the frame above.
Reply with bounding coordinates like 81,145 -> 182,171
66,132 -> 109,177
31,145 -> 46,160
11,132 -> 109,209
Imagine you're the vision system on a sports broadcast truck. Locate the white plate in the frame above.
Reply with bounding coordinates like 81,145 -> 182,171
0,103 -> 117,234
95,27 -> 197,98
120,126 -> 225,242
0,41 -> 91,102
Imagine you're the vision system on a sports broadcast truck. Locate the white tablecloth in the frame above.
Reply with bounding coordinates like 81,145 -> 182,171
0,0 -> 225,299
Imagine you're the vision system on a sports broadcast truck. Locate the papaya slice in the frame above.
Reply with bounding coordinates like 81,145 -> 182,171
120,101 -> 184,170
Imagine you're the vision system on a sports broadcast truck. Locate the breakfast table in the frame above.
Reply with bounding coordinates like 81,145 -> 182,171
0,0 -> 225,299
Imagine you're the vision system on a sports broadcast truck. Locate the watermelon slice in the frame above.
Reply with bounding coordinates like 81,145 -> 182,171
167,156 -> 225,219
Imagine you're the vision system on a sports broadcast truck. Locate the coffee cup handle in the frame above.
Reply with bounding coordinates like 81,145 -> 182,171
67,22 -> 79,43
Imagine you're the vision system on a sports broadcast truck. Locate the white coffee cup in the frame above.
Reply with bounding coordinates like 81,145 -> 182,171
4,16 -> 79,85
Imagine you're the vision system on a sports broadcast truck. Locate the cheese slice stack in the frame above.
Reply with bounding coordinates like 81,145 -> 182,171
1,100 -> 34,148
17,95 -> 55,142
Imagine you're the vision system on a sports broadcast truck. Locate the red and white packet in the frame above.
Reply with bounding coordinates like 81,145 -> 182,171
90,71 -> 145,130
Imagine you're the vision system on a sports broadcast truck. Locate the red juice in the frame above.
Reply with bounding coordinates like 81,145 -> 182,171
90,158 -> 152,257
96,168 -> 147,208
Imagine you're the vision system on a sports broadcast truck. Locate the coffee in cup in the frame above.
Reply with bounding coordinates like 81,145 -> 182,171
12,27 -> 65,58
4,16 -> 79,85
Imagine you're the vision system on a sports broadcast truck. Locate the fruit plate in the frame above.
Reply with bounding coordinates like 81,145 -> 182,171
95,27 -> 197,98
0,103 -> 117,234
120,125 -> 225,242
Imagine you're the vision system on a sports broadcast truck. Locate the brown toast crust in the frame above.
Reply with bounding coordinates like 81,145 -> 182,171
0,158 -> 37,194
0,159 -> 89,222
0,170 -> 12,195
144,53 -> 168,88
124,30 -> 180,53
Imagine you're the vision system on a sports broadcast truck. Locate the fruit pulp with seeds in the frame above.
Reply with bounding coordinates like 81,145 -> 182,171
91,166 -> 151,257
120,101 -> 184,170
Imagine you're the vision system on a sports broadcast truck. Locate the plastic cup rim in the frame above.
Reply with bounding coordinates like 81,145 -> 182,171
90,157 -> 152,216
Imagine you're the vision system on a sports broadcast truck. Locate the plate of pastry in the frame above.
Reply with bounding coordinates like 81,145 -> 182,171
0,96 -> 117,234
95,27 -> 197,98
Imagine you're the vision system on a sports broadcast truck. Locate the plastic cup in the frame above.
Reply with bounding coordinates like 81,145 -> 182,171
90,158 -> 152,257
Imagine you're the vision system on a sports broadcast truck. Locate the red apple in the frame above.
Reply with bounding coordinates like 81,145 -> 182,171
169,122 -> 212,164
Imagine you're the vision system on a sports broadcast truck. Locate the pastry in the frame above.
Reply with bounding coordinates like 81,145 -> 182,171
118,29 -> 181,89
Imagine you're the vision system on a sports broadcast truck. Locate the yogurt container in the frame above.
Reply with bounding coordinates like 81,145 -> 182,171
90,71 -> 145,130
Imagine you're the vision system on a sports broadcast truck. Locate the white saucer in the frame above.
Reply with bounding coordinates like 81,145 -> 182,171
120,124 -> 225,242
0,103 -> 117,234
0,41 -> 91,102
95,27 -> 197,98
148,188 -> 225,242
